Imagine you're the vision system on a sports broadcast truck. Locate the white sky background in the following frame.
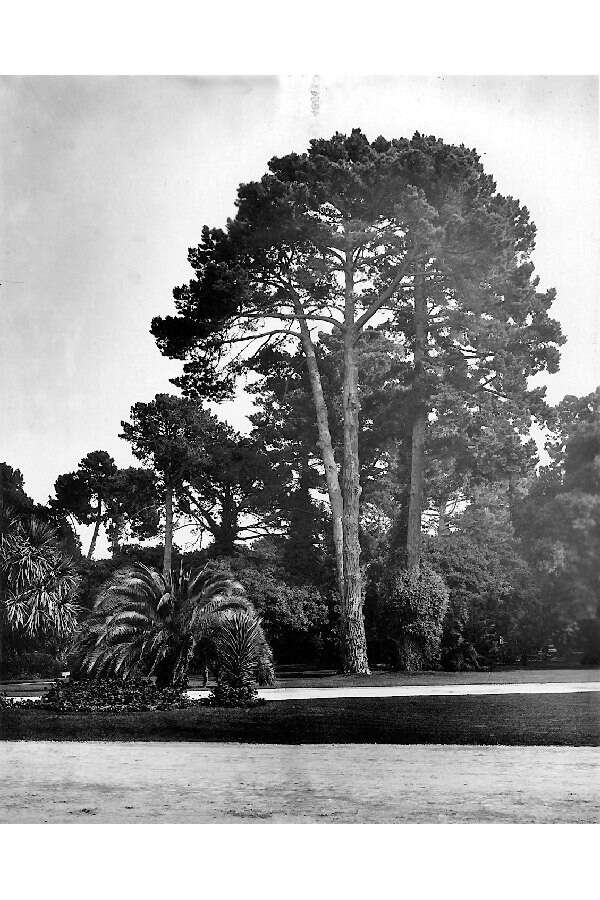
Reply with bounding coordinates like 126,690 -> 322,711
1,76 -> 599,548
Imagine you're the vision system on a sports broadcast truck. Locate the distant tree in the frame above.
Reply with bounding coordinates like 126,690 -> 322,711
423,500 -> 544,668
179,426 -> 278,557
53,453 -> 159,560
544,387 -> 600,471
102,467 -> 161,557
54,451 -> 119,558
0,463 -> 33,526
515,390 -> 600,645
120,396 -> 205,576
120,394 -> 277,569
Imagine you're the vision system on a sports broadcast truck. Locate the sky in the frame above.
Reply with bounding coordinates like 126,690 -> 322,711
1,75 -> 599,541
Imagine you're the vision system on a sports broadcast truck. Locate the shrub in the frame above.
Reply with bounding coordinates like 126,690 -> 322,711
440,629 -> 481,672
205,683 -> 266,708
17,651 -> 63,678
0,692 -> 14,710
226,563 -> 332,664
213,611 -> 269,685
4,677 -> 203,714
0,675 -> 267,714
378,566 -> 450,671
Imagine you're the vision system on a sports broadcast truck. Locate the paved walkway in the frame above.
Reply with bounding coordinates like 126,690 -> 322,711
1,741 -> 597,823
192,681 -> 600,701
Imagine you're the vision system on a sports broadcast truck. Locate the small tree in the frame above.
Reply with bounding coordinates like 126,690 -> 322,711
120,395 -> 209,576
0,515 -> 81,656
54,451 -> 118,558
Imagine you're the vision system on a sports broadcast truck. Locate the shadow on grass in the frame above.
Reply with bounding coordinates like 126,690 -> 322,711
2,692 -> 599,745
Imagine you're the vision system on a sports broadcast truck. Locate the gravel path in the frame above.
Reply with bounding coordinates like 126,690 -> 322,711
7,679 -> 600,703
1,741 -> 598,823
192,681 -> 600,700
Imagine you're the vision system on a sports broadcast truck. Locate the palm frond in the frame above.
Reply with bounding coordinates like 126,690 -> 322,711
71,562 -> 275,687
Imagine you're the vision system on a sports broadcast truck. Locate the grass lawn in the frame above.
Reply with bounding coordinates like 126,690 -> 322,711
259,666 -> 600,690
2,692 -> 598,745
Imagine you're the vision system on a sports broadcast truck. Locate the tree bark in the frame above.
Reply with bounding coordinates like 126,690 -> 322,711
407,272 -> 428,575
437,497 -> 449,536
163,479 -> 173,578
86,500 -> 102,559
214,484 -> 238,556
339,250 -> 370,674
294,301 -> 345,603
108,515 -> 123,558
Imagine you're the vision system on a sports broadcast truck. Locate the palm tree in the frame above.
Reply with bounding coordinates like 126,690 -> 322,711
71,563 -> 275,688
0,515 -> 81,642
214,612 -> 272,689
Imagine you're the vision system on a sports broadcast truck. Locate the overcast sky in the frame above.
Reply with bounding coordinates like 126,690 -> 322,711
1,76 -> 598,525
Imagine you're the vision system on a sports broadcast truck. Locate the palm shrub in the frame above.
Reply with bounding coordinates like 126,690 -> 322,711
207,612 -> 271,705
70,563 -> 275,688
0,515 -> 81,641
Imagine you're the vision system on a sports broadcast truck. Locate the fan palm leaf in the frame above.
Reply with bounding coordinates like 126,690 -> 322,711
0,514 -> 82,639
70,562 -> 275,687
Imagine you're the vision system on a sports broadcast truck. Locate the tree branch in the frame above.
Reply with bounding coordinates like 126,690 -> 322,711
354,258 -> 414,332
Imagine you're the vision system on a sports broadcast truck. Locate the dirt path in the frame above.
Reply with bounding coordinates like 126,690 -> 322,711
1,741 -> 597,823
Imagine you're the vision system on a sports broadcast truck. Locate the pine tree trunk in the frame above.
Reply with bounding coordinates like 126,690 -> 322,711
214,485 -> 238,555
163,479 -> 173,578
339,251 -> 370,674
407,272 -> 428,575
437,497 -> 449,535
109,515 -> 123,558
295,303 -> 345,602
86,500 -> 102,559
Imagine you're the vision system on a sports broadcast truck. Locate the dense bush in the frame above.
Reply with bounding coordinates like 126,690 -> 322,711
377,566 -> 450,671
0,642 -> 64,679
0,675 -> 266,713
29,677 -> 201,714
214,560 -> 333,665
205,683 -> 266,707
15,651 -> 63,678
423,530 -> 550,669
